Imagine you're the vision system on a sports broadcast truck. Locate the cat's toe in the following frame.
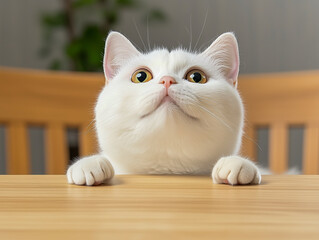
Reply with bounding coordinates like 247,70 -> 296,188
68,165 -> 86,185
66,167 -> 74,184
237,163 -> 261,185
212,156 -> 261,185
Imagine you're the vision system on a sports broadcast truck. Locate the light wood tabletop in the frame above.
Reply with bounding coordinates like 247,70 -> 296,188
0,175 -> 319,240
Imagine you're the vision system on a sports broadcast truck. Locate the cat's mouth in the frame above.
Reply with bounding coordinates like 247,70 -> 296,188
141,96 -> 197,120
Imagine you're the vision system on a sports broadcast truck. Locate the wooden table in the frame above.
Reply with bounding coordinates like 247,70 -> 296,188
0,175 -> 319,240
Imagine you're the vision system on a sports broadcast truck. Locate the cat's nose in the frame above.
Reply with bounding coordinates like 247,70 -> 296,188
160,76 -> 176,91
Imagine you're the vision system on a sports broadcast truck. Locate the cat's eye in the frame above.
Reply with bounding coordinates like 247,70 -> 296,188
131,68 -> 153,83
185,69 -> 207,84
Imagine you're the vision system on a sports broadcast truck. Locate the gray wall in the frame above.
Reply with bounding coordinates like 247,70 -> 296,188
1,0 -> 319,73
0,1 -> 66,70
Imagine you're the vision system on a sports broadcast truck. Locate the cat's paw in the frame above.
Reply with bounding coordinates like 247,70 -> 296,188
67,155 -> 114,186
212,156 -> 261,185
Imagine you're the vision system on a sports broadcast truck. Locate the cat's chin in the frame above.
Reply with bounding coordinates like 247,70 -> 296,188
141,95 -> 198,121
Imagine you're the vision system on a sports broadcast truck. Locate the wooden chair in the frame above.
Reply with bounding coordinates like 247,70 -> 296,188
239,71 -> 319,174
0,67 -> 104,174
1,67 -> 318,174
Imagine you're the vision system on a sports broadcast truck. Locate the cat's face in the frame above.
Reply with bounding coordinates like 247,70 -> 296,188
95,32 -> 243,173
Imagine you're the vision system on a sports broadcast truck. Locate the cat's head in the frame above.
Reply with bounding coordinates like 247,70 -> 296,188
96,32 -> 243,157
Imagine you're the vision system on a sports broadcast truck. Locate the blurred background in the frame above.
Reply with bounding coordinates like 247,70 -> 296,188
0,0 -> 319,174
1,0 -> 319,73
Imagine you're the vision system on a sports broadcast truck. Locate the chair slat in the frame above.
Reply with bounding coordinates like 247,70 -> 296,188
46,124 -> 68,174
303,124 -> 319,174
7,123 -> 30,174
269,123 -> 288,173
79,125 -> 97,157
240,125 -> 257,161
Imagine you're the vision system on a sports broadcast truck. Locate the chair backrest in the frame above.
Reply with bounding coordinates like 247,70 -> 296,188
0,67 -> 104,174
239,71 -> 319,174
1,68 -> 318,174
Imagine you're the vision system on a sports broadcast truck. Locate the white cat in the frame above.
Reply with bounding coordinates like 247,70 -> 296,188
67,32 -> 261,186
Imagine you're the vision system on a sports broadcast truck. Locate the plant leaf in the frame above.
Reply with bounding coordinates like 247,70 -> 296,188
41,12 -> 66,27
73,0 -> 99,8
115,0 -> 135,7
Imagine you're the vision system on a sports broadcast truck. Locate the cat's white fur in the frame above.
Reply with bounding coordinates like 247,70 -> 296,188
67,32 -> 261,186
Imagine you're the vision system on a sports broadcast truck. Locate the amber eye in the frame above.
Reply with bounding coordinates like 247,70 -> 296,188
185,69 -> 207,83
131,68 -> 153,83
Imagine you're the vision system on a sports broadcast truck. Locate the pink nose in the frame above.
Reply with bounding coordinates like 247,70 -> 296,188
160,76 -> 176,93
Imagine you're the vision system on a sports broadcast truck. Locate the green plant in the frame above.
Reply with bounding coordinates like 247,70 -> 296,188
40,0 -> 166,72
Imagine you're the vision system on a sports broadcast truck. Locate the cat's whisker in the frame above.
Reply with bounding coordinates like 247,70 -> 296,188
83,119 -> 96,133
193,10 -> 208,52
180,97 -> 224,127
184,26 -> 190,35
188,14 -> 193,52
198,35 -> 218,53
146,14 -> 151,51
129,39 -> 144,53
184,103 -> 198,121
241,118 -> 263,152
133,18 -> 147,52
197,105 -> 233,131
241,131 -> 262,152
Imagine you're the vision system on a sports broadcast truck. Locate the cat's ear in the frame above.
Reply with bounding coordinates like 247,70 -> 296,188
103,31 -> 140,83
201,32 -> 239,87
